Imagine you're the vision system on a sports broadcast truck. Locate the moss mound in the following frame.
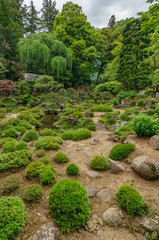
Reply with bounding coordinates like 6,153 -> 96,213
90,155 -> 110,170
109,143 -> 135,160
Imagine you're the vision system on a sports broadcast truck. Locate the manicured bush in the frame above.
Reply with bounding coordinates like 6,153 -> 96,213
82,118 -> 94,127
15,141 -> 27,151
15,125 -> 26,134
24,184 -> 42,202
112,99 -> 119,106
90,155 -> 110,170
0,150 -> 32,172
62,129 -> 91,141
116,185 -> 147,217
39,156 -> 51,164
131,100 -> 137,107
0,137 -> 17,147
137,100 -> 144,107
109,143 -> 135,160
1,175 -> 21,194
26,162 -> 44,179
5,128 -> 18,137
54,152 -> 69,163
49,179 -> 91,233
91,104 -> 113,112
0,196 -> 26,239
66,163 -> 79,176
40,165 -> 56,185
34,149 -> 46,157
23,129 -> 39,142
2,142 -> 16,153
95,81 -> 121,94
18,120 -> 32,130
132,115 -> 159,137
34,136 -> 61,150
40,128 -> 58,136
88,125 -> 96,131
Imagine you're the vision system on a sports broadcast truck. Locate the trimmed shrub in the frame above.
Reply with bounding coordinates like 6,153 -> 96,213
0,196 -> 26,239
91,104 -> 113,112
23,130 -> 39,142
109,143 -> 135,160
131,100 -> 137,107
0,138 -> 17,148
120,114 -> 130,121
15,125 -> 26,134
66,163 -> 79,176
49,179 -> 91,233
24,184 -> 42,202
88,125 -> 96,131
1,175 -> 21,194
62,129 -> 91,141
90,155 -> 110,170
5,128 -> 18,137
34,149 -> 46,157
40,165 -> 56,185
2,142 -> 16,153
133,115 -> 159,137
137,100 -> 144,107
116,185 -> 147,217
40,128 -> 58,136
82,118 -> 94,127
54,152 -> 69,163
34,136 -> 61,150
39,156 -> 51,164
15,141 -> 27,151
26,162 -> 44,179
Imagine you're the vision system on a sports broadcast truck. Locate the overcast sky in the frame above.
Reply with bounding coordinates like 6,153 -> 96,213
24,0 -> 150,28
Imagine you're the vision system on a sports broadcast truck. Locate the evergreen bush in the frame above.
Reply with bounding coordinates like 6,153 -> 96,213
109,143 -> 135,160
26,162 -> 44,179
1,175 -> 21,194
23,129 -> 39,142
40,165 -> 56,185
54,152 -> 69,163
24,184 -> 42,202
90,155 -> 110,170
62,129 -> 91,141
66,163 -> 79,175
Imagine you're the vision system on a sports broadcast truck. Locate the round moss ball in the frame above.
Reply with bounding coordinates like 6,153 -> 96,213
0,196 -> 26,239
24,184 -> 42,202
66,163 -> 79,176
23,129 -> 39,142
54,152 -> 69,163
26,162 -> 44,179
90,155 -> 110,170
49,179 -> 91,233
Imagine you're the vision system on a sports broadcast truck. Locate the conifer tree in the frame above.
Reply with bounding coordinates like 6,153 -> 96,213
26,0 -> 40,34
108,15 -> 116,29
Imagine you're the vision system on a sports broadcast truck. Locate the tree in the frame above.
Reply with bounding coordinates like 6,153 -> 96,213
117,18 -> 151,90
41,0 -> 59,32
26,0 -> 40,34
0,79 -> 17,97
108,15 -> 116,29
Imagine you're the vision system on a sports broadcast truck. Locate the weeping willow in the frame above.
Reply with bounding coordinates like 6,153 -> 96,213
18,33 -> 73,81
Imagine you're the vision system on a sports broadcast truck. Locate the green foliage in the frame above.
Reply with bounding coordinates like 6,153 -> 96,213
54,152 -> 69,163
0,196 -> 26,239
23,130 -> 39,142
24,184 -> 42,202
109,143 -> 135,160
0,150 -> 32,172
133,115 -> 159,137
34,136 -> 61,150
116,185 -> 147,216
66,163 -> 79,176
40,165 -> 56,185
15,141 -> 27,151
87,125 -> 96,131
155,102 -> 159,114
131,100 -> 137,107
95,81 -> 122,94
137,100 -> 144,107
0,138 -> 17,148
62,129 -> 91,141
112,99 -> 119,106
39,156 -> 51,164
40,128 -> 58,136
26,162 -> 44,179
90,155 -> 110,170
89,112 -> 94,117
1,175 -> 21,194
114,124 -> 135,141
5,128 -> 18,138
15,125 -> 26,134
49,179 -> 91,233
117,90 -> 137,100
91,104 -> 113,112
82,118 -> 94,127
2,142 -> 16,153
34,149 -> 46,157
120,114 -> 130,121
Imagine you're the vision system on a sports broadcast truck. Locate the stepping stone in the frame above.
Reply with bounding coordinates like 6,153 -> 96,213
86,170 -> 101,178
103,208 -> 123,227
85,185 -> 98,197
96,188 -> 111,202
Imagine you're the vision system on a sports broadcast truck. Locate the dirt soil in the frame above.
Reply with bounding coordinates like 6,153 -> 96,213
1,112 -> 159,240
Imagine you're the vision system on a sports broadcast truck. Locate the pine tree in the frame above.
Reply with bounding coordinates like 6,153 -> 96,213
26,0 -> 40,33
41,0 -> 59,32
108,15 -> 116,29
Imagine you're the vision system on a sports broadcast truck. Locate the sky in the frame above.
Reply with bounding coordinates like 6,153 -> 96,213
24,0 -> 150,28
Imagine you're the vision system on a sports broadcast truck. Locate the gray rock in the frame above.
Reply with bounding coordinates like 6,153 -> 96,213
103,208 -> 123,227
156,92 -> 159,98
149,135 -> 159,150
90,138 -> 99,145
94,123 -> 106,131
86,170 -> 101,178
145,100 -> 152,109
131,215 -> 159,232
85,214 -> 103,233
138,90 -> 145,96
28,222 -> 58,240
121,98 -> 132,106
131,156 -> 159,180
85,112 -> 90,118
123,138 -> 135,145
96,188 -> 111,202
108,158 -> 125,173
85,185 -> 98,197
66,116 -> 78,125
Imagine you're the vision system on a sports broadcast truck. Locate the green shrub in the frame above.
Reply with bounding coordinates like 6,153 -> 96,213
131,100 -> 137,107
1,175 -> 21,194
15,141 -> 27,151
40,128 -> 58,136
40,165 -> 56,185
0,137 -> 17,147
72,111 -> 83,119
29,117 -> 42,128
24,184 -> 42,202
0,150 -> 32,172
114,124 -> 134,141
90,155 -> 110,170
91,104 -> 113,112
23,129 -> 39,142
15,125 -> 26,134
95,81 -> 121,94
62,129 -> 91,141
66,163 -> 79,176
87,125 -> 96,131
155,102 -> 159,115
28,97 -> 39,107
54,152 -> 69,163
34,149 -> 46,157
34,136 -> 61,150
109,143 -> 135,160
89,112 -> 94,117
120,114 -> 130,121
26,162 -> 44,179
133,115 -> 159,137
2,142 -> 16,153
39,156 -> 51,164
49,179 -> 91,233
5,128 -> 18,137
82,118 -> 94,127
137,100 -> 144,107
116,185 -> 147,217
0,196 -> 26,239
18,120 -> 32,130
112,99 -> 119,106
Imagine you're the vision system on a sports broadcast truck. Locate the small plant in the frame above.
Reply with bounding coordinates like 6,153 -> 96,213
24,184 -> 42,202
109,143 -> 135,160
5,128 -> 18,138
34,136 -> 61,150
40,165 -> 56,185
131,100 -> 137,107
23,129 -> 39,142
116,184 -> 147,217
88,125 -> 96,131
49,179 -> 91,233
1,175 -> 21,194
54,152 -> 69,163
90,155 -> 110,170
66,163 -> 79,175
2,142 -> 16,153
40,128 -> 58,136
62,129 -> 91,141
137,100 -> 144,107
34,149 -> 46,157
15,141 -> 27,151
26,162 -> 44,179
91,104 -> 113,112
39,156 -> 51,164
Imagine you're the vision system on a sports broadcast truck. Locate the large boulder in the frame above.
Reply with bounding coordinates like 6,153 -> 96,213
121,98 -> 132,106
108,158 -> 125,173
103,208 -> 124,227
66,116 -> 78,125
149,135 -> 159,150
131,156 -> 159,180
